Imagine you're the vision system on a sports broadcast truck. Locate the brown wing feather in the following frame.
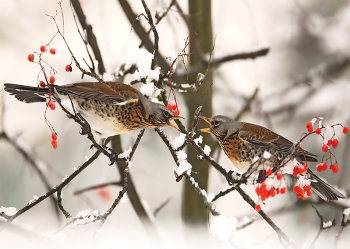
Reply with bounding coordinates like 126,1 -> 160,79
238,123 -> 317,162
58,82 -> 153,118
57,82 -> 141,103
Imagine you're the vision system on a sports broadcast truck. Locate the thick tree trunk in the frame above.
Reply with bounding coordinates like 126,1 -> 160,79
182,0 -> 213,225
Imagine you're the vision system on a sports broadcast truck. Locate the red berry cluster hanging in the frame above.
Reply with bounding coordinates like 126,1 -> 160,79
293,164 -> 307,176
167,99 -> 180,116
293,184 -> 312,200
254,169 -> 286,211
316,162 -> 327,172
47,99 -> 56,110
51,132 -> 58,149
304,117 -> 348,176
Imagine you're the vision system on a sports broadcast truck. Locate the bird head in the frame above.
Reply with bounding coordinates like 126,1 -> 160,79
199,115 -> 240,140
149,102 -> 183,130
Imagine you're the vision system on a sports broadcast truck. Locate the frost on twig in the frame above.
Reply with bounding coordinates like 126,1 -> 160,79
0,207 -> 18,219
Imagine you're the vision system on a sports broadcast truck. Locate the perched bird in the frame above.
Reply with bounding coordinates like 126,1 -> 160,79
200,115 -> 345,201
4,82 -> 182,138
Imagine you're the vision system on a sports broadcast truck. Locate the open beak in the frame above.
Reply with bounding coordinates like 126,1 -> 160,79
169,116 -> 184,131
198,116 -> 211,133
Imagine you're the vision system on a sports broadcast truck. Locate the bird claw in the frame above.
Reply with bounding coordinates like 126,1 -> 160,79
76,113 -> 91,135
107,148 -> 118,166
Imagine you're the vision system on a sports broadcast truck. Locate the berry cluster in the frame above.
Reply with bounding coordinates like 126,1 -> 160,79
304,118 -> 349,176
293,184 -> 312,200
254,171 -> 286,212
293,164 -> 307,176
51,132 -> 58,149
27,45 -> 73,90
255,170 -> 286,198
255,181 -> 287,201
167,99 -> 180,116
47,99 -> 56,110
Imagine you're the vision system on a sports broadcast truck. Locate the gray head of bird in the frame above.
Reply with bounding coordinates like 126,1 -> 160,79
148,102 -> 183,130
199,115 -> 241,140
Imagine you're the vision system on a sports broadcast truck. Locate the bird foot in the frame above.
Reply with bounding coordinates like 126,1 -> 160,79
76,113 -> 91,135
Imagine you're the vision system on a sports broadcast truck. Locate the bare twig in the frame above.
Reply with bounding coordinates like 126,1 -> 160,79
154,198 -> 172,217
74,181 -> 122,196
0,149 -> 102,229
141,0 -> 158,70
334,210 -> 350,249
70,0 -> 105,74
309,206 -> 336,249
0,131 -> 61,221
57,189 -> 71,218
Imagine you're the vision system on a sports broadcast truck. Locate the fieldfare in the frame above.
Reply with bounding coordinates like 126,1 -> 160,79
4,82 -> 182,138
200,115 -> 345,201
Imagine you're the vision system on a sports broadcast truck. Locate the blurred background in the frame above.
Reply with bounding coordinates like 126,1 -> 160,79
1,0 -> 350,248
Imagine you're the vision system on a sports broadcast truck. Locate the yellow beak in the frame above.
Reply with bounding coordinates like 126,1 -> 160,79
169,116 -> 184,131
198,116 -> 211,133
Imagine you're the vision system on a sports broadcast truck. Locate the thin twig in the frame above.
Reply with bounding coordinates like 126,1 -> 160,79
141,0 -> 158,70
70,0 -> 105,74
309,206 -> 336,249
57,189 -> 71,218
0,149 -> 102,229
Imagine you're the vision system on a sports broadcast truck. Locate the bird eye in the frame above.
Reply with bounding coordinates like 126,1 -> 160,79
163,110 -> 171,118
211,120 -> 219,127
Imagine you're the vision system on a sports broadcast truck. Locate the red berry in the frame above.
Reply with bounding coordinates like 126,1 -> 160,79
331,164 -> 339,173
315,128 -> 321,134
266,168 -> 272,176
40,45 -> 47,52
255,205 -> 261,212
167,100 -> 177,110
322,144 -> 329,152
28,54 -> 34,62
255,187 -> 261,195
39,81 -> 46,88
280,187 -> 286,194
306,121 -> 313,132
51,133 -> 57,141
174,108 -> 180,116
343,127 -> 349,134
50,48 -> 56,54
293,185 -> 301,194
332,139 -> 339,148
306,190 -> 312,196
51,140 -> 58,149
48,99 -> 56,110
65,64 -> 72,72
306,121 -> 313,129
276,172 -> 282,180
322,163 -> 328,171
49,75 -> 55,84
327,139 -> 333,146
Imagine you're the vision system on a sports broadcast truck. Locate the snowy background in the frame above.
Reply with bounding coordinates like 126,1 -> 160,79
1,0 -> 350,248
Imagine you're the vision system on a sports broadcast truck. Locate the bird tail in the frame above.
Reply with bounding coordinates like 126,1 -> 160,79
307,169 -> 345,201
4,83 -> 49,103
